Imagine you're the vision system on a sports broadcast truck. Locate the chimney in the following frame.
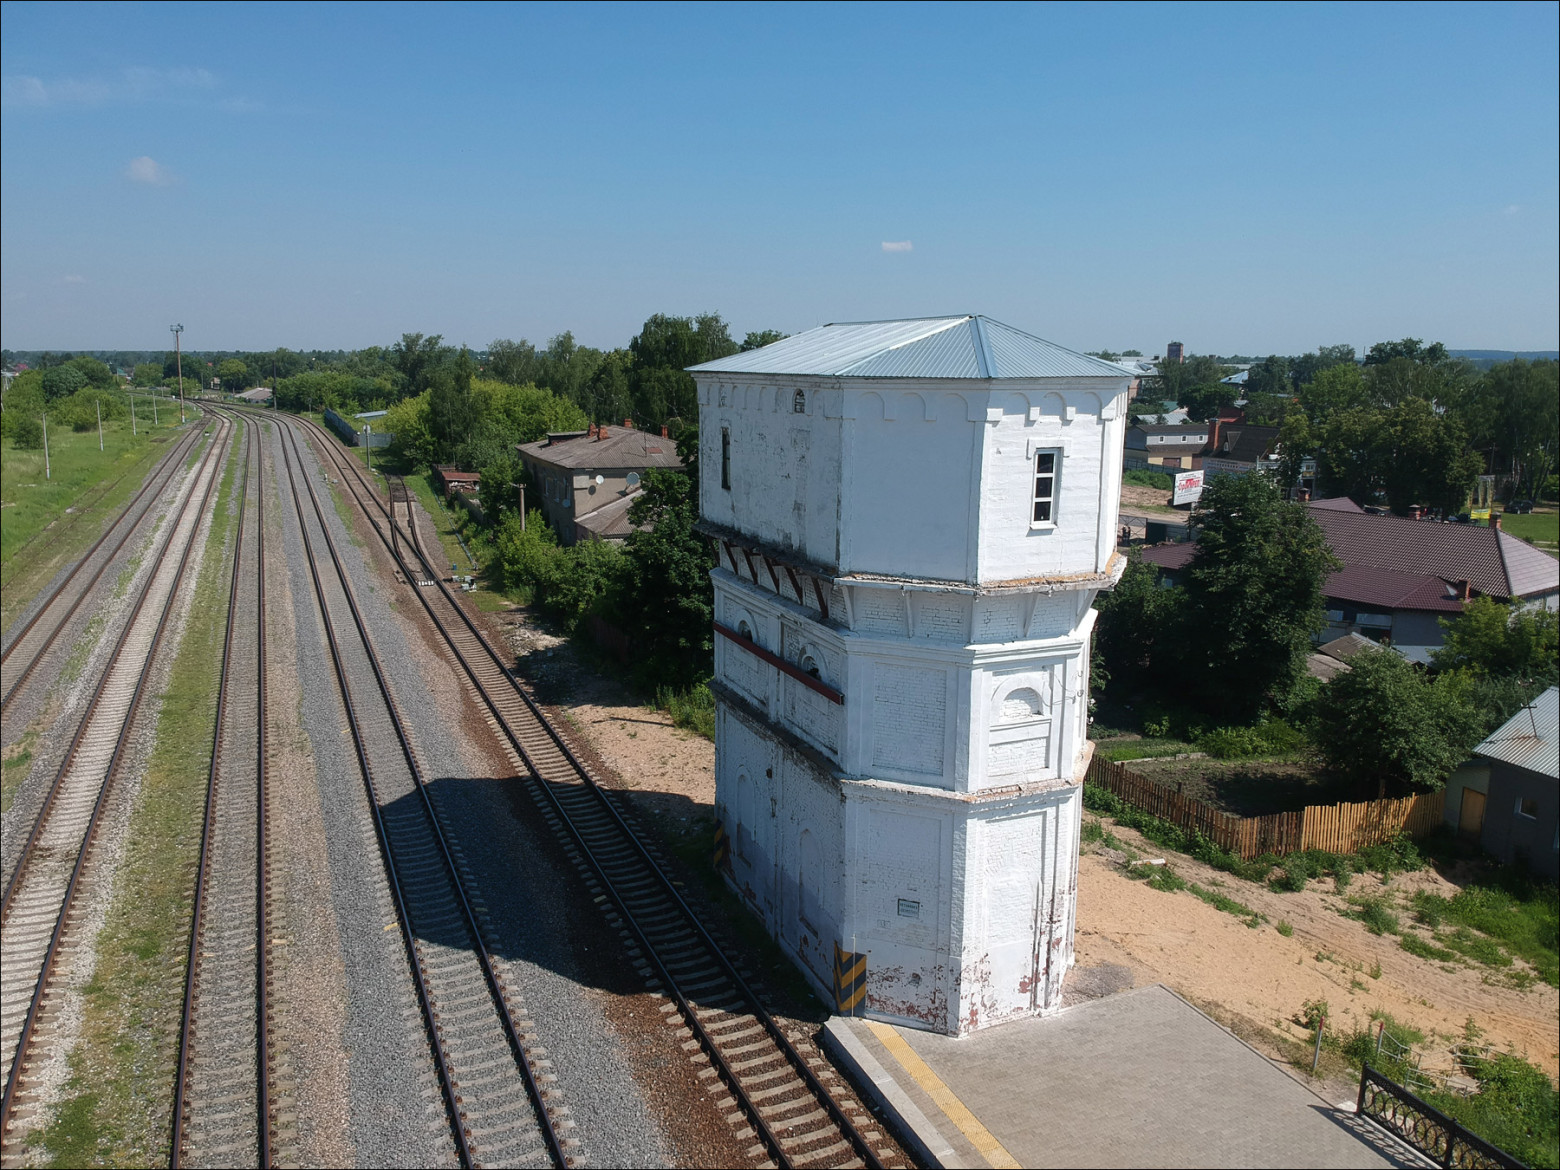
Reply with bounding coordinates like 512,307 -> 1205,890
660,425 -> 669,438
597,426 -> 607,440
624,417 -> 633,429
1492,514 -> 1501,531
1455,579 -> 1471,600
1207,418 -> 1221,455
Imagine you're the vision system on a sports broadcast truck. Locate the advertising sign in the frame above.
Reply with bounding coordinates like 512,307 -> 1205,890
1172,469 -> 1205,506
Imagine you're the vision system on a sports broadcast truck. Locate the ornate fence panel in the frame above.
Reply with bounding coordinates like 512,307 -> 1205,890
1085,757 -> 1446,861
1357,1064 -> 1525,1169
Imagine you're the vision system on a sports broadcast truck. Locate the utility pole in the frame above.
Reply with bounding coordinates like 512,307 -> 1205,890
97,397 -> 104,451
42,412 -> 51,480
131,393 -> 137,435
153,389 -> 159,426
171,323 -> 185,423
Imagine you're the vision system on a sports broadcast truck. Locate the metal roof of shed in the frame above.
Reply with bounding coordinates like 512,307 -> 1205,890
1474,687 -> 1558,779
688,316 -> 1129,380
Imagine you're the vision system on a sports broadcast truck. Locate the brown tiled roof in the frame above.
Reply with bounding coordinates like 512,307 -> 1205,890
1307,496 -> 1364,513
1207,424 -> 1279,464
1308,506 -> 1558,601
1138,543 -> 1196,571
1324,564 -> 1464,613
517,427 -> 685,471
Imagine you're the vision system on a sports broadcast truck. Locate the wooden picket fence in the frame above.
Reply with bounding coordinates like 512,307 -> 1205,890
1086,756 -> 1445,861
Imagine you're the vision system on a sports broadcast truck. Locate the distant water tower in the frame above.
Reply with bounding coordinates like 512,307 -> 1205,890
1166,341 -> 1185,364
690,315 -> 1132,1034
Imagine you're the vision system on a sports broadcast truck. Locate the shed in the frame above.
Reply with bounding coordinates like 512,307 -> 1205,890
1446,688 -> 1559,880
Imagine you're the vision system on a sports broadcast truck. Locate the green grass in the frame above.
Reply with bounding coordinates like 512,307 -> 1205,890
1425,1054 -> 1560,1169
1399,931 -> 1458,963
1,414 -> 190,630
656,683 -> 715,741
1,728 -> 39,814
1096,736 -> 1200,762
31,447 -> 236,1168
1410,879 -> 1559,988
1499,510 -> 1559,550
1123,468 -> 1173,490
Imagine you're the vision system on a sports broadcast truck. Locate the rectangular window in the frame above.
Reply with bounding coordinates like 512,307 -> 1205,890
1516,797 -> 1538,820
721,427 -> 731,491
1032,450 -> 1058,524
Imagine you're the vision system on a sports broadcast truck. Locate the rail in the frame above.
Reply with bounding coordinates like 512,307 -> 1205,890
283,411 -> 891,1169
1358,1064 -> 1526,1169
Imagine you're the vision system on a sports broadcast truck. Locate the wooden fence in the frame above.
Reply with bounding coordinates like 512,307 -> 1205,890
1086,756 -> 1445,860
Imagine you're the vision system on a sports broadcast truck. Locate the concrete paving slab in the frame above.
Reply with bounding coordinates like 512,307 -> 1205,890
825,984 -> 1428,1169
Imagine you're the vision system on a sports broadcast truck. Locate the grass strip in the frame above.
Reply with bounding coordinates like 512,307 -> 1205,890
30,447 -> 237,1168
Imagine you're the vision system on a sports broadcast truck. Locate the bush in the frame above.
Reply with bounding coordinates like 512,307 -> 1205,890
1428,1053 -> 1560,1169
1123,468 -> 1173,490
1197,718 -> 1308,759
1352,896 -> 1400,935
657,683 -> 715,740
8,414 -> 43,449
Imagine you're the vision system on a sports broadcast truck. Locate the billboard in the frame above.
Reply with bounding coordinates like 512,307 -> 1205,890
1172,469 -> 1205,506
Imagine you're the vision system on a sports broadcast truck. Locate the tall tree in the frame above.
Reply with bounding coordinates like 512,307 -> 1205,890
1177,473 -> 1338,721
621,467 -> 715,688
428,347 -> 478,460
487,338 -> 539,386
740,329 -> 788,352
1244,355 -> 1291,397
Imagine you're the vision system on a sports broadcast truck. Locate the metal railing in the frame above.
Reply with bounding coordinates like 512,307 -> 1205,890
1357,1064 -> 1526,1169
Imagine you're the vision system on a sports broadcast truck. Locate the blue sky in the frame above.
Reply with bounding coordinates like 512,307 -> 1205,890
2,1 -> 1556,355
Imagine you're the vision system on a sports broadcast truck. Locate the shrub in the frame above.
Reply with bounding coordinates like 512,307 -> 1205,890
657,683 -> 715,740
1400,932 -> 1457,962
1352,896 -> 1400,936
1295,998 -> 1329,1029
1123,468 -> 1173,490
1197,718 -> 1308,759
1277,920 -> 1293,937
8,414 -> 43,449
1080,819 -> 1105,844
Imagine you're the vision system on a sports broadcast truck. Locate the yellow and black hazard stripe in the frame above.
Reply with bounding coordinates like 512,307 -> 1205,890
713,820 -> 730,871
834,943 -> 866,1015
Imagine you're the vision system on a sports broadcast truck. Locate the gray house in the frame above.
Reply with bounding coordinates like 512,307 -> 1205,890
1445,688 -> 1558,881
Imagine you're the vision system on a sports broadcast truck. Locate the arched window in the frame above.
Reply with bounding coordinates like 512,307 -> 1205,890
1000,687 -> 1043,722
737,619 -> 752,640
801,654 -> 820,679
793,388 -> 807,414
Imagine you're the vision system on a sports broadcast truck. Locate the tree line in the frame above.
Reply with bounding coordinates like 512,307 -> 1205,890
1128,340 -> 1557,513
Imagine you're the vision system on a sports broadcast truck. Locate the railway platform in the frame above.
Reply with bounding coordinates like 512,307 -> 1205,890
824,983 -> 1427,1169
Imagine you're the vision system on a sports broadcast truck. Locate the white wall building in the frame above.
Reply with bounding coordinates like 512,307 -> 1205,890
691,317 -> 1130,1034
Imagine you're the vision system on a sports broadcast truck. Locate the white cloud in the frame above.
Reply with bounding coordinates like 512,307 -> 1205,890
1503,204 -> 1521,216
3,66 -> 215,108
125,156 -> 175,186
881,240 -> 913,253
61,274 -> 87,285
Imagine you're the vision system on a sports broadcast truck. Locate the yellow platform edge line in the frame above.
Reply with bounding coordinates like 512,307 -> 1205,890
862,1020 -> 1022,1170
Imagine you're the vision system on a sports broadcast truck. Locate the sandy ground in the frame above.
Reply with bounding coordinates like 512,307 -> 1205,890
482,605 -> 1557,1092
1073,818 -> 1559,1082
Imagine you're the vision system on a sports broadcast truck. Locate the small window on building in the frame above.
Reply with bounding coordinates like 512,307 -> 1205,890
793,389 -> 806,414
1032,450 -> 1059,524
737,620 -> 752,640
1516,797 -> 1539,820
801,654 -> 820,679
721,427 -> 731,491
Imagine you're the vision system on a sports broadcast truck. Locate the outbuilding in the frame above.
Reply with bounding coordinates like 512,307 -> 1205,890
1445,688 -> 1558,881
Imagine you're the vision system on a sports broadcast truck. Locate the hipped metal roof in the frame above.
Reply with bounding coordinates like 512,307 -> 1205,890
688,316 -> 1130,380
1474,687 -> 1558,779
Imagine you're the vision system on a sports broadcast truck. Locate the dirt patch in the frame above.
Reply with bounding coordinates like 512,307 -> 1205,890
1074,818 -> 1560,1082
1119,483 -> 1174,511
1127,756 -> 1360,817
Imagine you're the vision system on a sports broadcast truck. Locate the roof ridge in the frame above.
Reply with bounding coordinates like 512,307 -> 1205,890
835,317 -> 974,376
976,316 -> 1138,377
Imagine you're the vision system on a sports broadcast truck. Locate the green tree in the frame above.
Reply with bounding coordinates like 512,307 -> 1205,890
131,362 -> 164,387
1178,473 -> 1338,721
40,364 -> 86,402
1464,359 -> 1559,500
1299,361 -> 1369,421
628,312 -> 739,428
740,329 -> 788,351
1093,552 -> 1184,693
1149,353 -> 1228,408
1244,355 -> 1291,397
1180,381 -> 1237,422
582,349 -> 634,424
1313,650 -> 1484,796
486,338 -> 539,386
218,359 -> 249,392
1432,597 -> 1560,682
1379,398 -> 1481,515
1288,344 -> 1355,390
385,391 -> 436,469
428,348 -> 478,461
391,332 -> 453,397
67,355 -> 115,389
1364,338 -> 1448,367
621,467 -> 715,688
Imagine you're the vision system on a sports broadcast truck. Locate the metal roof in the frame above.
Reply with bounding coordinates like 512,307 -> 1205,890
1474,687 -> 1558,779
688,316 -> 1130,380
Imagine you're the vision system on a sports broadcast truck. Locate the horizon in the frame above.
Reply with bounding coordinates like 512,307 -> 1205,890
3,1 -> 1557,354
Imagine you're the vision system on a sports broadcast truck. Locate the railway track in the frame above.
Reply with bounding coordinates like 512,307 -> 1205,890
272,418 -> 568,1169
286,413 -> 902,1170
0,416 -> 232,1139
1,418 -> 208,714
170,412 -> 274,1168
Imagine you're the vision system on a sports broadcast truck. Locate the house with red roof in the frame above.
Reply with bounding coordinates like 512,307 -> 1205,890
1139,497 -> 1558,662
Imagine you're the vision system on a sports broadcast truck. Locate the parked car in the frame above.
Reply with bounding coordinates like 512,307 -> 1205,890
1506,499 -> 1534,514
